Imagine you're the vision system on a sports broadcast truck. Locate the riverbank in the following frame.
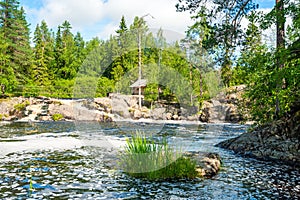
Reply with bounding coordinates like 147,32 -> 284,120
217,102 -> 300,167
0,96 -> 114,122
0,92 -> 247,123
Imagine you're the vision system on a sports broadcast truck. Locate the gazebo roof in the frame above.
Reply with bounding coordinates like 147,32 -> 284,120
130,79 -> 147,88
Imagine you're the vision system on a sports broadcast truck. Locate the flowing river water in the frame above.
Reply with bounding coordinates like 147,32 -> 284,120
0,121 -> 299,199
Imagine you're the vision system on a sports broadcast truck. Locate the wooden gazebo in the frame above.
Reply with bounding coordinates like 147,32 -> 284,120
129,79 -> 147,95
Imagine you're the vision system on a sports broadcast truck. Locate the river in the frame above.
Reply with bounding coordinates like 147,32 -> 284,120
0,121 -> 299,199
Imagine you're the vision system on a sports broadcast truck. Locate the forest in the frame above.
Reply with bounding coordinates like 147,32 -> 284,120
0,0 -> 299,124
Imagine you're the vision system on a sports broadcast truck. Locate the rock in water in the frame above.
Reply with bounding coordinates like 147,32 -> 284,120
185,152 -> 221,178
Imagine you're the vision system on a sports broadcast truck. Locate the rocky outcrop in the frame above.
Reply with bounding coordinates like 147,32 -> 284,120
217,102 -> 300,167
0,97 -> 113,122
3,92 -> 244,122
199,85 -> 249,123
0,97 -> 27,120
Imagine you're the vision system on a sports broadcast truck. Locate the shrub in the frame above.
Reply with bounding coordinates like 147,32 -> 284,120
119,132 -> 197,180
13,101 -> 30,112
52,113 -> 64,121
14,103 -> 25,111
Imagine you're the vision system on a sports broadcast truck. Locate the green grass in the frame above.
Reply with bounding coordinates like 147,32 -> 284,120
119,131 -> 197,180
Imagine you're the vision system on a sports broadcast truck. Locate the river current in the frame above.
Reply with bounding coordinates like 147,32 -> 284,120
0,121 -> 299,199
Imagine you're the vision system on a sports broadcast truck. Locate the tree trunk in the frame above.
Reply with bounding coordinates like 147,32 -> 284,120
275,0 -> 285,118
276,0 -> 285,50
189,64 -> 193,105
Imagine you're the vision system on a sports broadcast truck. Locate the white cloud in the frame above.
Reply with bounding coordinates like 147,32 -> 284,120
97,22 -> 118,39
36,0 -> 105,29
22,0 -> 193,41
97,0 -> 193,40
24,0 -> 286,44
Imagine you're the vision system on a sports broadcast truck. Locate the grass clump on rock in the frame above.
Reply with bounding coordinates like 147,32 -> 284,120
13,100 -> 30,111
119,132 -> 198,180
52,113 -> 64,121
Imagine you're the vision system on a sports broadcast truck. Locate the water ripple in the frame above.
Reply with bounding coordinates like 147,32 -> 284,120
0,122 -> 299,199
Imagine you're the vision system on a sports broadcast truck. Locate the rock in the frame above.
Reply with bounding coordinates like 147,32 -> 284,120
0,97 -> 27,120
179,116 -> 187,120
217,102 -> 300,167
133,109 -> 142,119
198,85 -> 250,123
166,113 -> 172,120
39,116 -> 52,121
197,153 -> 221,178
110,96 -> 131,119
187,115 -> 198,121
228,93 -> 237,100
173,114 -> 179,120
48,104 -> 74,120
150,107 -> 166,120
180,106 -> 198,118
199,107 -> 210,122
94,97 -> 112,113
185,152 -> 221,178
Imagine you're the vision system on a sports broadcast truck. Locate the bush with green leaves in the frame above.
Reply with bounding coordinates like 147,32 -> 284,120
119,132 -> 197,180
52,113 -> 64,121
14,101 -> 30,111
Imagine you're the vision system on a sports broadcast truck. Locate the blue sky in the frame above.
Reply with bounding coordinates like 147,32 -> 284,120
19,0 -> 274,42
256,0 -> 275,8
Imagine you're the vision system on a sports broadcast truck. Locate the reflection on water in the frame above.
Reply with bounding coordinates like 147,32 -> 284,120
0,121 -> 299,199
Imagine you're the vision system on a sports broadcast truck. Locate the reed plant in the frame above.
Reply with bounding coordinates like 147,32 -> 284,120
119,131 -> 197,180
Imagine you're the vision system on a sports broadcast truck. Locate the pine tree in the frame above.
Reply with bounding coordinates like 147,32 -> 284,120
32,20 -> 54,89
59,20 -> 76,79
54,26 -> 63,77
72,32 -> 86,76
0,1 -> 33,88
0,0 -> 19,39
112,16 -> 129,82
0,31 -> 16,95
13,7 -> 33,76
74,32 -> 85,61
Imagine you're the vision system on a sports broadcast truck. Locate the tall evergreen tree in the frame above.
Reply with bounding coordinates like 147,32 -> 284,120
0,0 -> 19,39
59,20 -> 76,79
32,20 -> 54,88
0,31 -> 16,95
73,32 -> 86,74
112,16 -> 129,83
0,1 -> 33,87
115,16 -> 129,70
54,26 -> 63,77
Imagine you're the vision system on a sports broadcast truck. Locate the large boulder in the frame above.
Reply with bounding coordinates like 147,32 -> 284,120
199,85 -> 248,123
48,103 -> 74,120
133,109 -> 143,119
150,107 -> 167,120
110,96 -> 131,119
94,97 -> 112,113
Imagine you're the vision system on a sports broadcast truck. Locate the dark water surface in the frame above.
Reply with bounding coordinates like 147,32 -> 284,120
0,121 -> 299,199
